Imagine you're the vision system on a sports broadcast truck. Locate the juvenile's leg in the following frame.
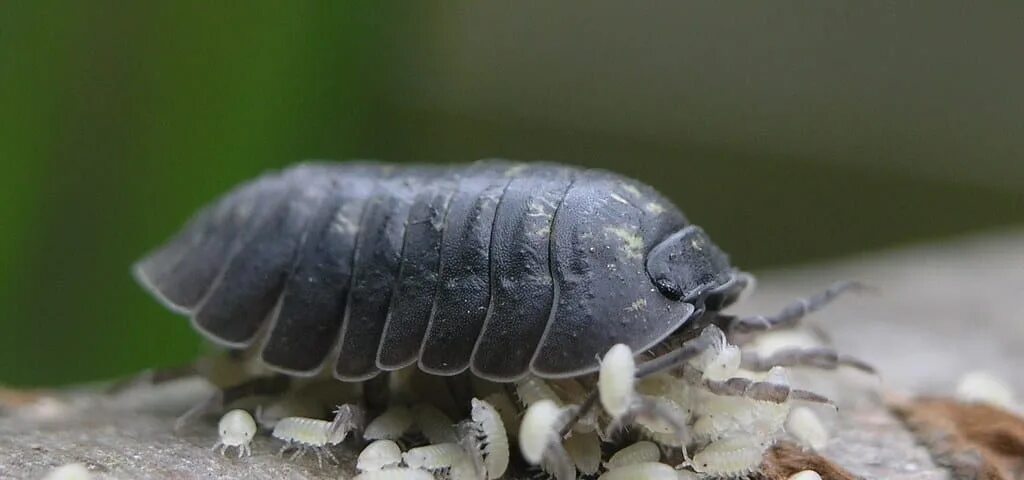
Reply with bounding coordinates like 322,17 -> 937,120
362,372 -> 390,413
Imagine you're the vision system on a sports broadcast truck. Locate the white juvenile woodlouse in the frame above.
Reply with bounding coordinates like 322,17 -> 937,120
785,407 -> 829,451
689,435 -> 767,477
357,439 -> 403,472
213,409 -> 257,458
482,391 -> 521,439
515,375 -> 564,407
459,397 -> 510,479
598,343 -> 636,421
597,461 -> 679,480
598,343 -> 690,447
605,440 -> 661,469
402,442 -> 469,472
364,405 -> 415,441
352,468 -> 435,480
272,415 -> 349,466
412,403 -> 458,444
563,431 -> 602,475
519,399 -> 576,480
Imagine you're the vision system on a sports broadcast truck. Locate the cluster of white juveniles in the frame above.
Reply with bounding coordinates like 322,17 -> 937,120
199,322 -> 856,478
510,324 -> 846,479
350,397 -> 509,480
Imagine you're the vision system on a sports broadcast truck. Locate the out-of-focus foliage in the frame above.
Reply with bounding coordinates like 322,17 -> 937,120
0,2 -> 394,385
1,3 -> 1021,386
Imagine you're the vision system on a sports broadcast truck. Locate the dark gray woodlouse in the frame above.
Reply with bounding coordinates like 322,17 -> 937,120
134,160 -> 748,382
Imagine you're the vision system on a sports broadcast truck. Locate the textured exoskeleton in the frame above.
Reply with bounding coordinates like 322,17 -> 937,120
134,160 -> 743,382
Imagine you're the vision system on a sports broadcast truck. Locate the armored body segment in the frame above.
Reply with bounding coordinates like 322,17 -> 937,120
531,171 -> 693,377
134,174 -> 285,312
469,165 -> 575,381
258,166 -> 378,373
418,161 -> 515,375
190,175 -> 326,346
377,172 -> 458,370
335,174 -> 422,380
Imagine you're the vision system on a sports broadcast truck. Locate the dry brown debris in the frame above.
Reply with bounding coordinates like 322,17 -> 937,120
759,441 -> 859,480
893,397 -> 1024,480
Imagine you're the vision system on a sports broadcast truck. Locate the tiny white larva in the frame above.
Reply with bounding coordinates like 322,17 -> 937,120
599,344 -> 636,421
519,400 -> 562,464
690,436 -> 767,477
272,416 -> 347,466
357,439 -> 403,472
515,375 -> 564,407
598,461 -> 678,480
213,409 -> 257,458
786,407 -> 829,450
352,468 -> 435,480
564,431 -> 602,475
364,405 -> 415,441
464,397 -> 510,479
412,403 -> 458,444
605,440 -> 661,469
402,443 -> 468,472
519,400 -> 576,480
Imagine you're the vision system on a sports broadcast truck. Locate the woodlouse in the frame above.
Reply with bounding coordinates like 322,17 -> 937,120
134,160 -> 747,382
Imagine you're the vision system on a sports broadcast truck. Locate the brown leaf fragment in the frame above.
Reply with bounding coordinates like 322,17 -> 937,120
0,386 -> 48,409
759,441 -> 859,480
893,397 -> 1024,480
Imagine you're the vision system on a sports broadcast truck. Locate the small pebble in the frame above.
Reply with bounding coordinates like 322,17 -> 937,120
955,370 -> 1017,411
787,470 -> 822,480
42,463 -> 92,480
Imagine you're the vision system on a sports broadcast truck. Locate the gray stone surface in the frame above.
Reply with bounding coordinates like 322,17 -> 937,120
3,229 -> 1023,479
735,228 -> 1024,396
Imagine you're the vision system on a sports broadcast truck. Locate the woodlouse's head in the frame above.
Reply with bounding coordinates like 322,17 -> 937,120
646,226 -> 745,310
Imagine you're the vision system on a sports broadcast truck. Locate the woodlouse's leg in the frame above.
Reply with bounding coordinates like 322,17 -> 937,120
221,375 -> 290,405
721,281 -> 867,341
175,392 -> 223,432
740,347 -> 875,374
105,362 -> 199,394
445,373 -> 475,418
693,374 -> 835,408
362,372 -> 390,413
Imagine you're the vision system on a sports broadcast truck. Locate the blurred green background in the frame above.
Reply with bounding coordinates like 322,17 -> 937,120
2,3 -> 1021,386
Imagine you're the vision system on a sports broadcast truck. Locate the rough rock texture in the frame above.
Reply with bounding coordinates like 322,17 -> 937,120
2,229 -> 1023,479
